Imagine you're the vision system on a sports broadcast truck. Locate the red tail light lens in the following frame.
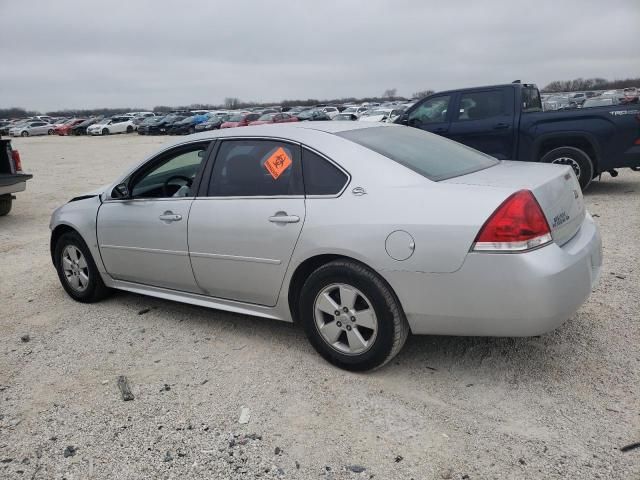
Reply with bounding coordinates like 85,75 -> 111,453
11,150 -> 22,172
472,190 -> 552,252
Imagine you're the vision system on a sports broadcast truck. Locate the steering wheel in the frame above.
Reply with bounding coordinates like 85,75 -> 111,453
162,175 -> 192,197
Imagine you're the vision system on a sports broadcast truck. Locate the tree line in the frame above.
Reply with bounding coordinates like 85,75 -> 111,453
541,77 -> 640,93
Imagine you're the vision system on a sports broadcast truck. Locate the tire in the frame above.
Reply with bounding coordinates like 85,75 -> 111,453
21,131 -> 29,137
299,260 -> 409,371
126,125 -> 133,133
54,231 -> 111,303
540,146 -> 594,190
102,128 -> 109,135
0,195 -> 12,216
188,127 -> 195,134
48,129 -> 54,135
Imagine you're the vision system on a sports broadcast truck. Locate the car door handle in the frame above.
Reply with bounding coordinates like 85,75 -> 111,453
269,212 -> 300,224
159,212 -> 182,222
493,123 -> 510,129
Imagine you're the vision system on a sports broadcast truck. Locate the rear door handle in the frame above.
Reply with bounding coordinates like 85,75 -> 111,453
269,212 -> 300,224
493,123 -> 510,129
159,211 -> 182,222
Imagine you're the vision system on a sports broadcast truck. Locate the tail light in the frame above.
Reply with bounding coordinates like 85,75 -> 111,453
472,190 -> 552,252
11,149 -> 22,172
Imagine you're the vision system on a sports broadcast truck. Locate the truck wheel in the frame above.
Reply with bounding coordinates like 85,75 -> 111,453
299,259 -> 409,371
540,147 -> 594,190
0,195 -> 12,216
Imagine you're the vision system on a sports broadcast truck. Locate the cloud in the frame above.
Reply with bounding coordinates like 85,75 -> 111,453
0,0 -> 638,111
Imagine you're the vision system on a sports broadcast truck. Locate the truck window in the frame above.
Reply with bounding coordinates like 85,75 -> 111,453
408,95 -> 451,126
456,90 -> 505,120
522,86 -> 542,112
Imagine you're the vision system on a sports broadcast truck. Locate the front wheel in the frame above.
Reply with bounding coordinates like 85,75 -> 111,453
126,125 -> 134,133
54,231 -> 111,303
48,129 -> 54,135
102,128 -> 109,135
21,131 -> 29,137
299,260 -> 409,371
540,146 -> 594,190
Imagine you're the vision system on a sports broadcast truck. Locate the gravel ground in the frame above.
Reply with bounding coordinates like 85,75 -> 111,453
1,134 -> 638,479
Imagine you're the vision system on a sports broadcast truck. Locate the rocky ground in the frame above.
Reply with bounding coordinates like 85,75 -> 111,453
1,134 -> 638,479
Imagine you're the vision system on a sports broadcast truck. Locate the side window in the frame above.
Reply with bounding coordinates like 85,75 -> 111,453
408,95 -> 451,126
208,140 -> 302,197
302,149 -> 348,195
456,90 -> 505,120
522,87 -> 542,112
130,143 -> 209,199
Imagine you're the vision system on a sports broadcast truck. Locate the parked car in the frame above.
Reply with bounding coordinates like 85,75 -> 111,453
248,113 -> 299,126
332,113 -> 358,121
9,120 -> 55,137
49,122 -> 601,371
358,108 -> 394,122
87,117 -> 136,136
194,115 -> 228,132
396,82 -> 640,188
153,115 -> 188,135
320,106 -> 340,118
0,137 -> 32,216
341,106 -> 369,118
295,109 -> 331,121
167,114 -> 210,135
221,113 -> 261,129
55,118 -> 86,136
71,117 -> 102,136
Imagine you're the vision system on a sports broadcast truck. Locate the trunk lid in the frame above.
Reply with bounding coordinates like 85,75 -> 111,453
444,160 -> 585,246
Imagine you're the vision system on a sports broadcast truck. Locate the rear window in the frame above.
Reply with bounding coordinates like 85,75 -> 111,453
337,126 -> 498,181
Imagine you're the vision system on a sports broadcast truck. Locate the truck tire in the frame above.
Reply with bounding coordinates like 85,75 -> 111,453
0,195 -> 12,216
540,146 -> 594,190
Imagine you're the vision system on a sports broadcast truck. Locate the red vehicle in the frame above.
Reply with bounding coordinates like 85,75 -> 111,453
56,118 -> 86,136
220,113 -> 261,129
248,113 -> 299,126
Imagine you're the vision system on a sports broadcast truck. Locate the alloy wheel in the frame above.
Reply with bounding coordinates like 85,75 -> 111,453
61,245 -> 90,292
313,283 -> 378,355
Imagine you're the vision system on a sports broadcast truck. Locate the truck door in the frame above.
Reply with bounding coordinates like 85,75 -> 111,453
447,88 -> 516,159
405,94 -> 453,138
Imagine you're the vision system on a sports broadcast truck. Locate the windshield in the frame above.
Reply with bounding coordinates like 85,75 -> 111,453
337,126 -> 498,181
583,98 -> 614,107
258,114 -> 275,121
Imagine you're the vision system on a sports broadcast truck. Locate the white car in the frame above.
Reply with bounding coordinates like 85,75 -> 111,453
87,117 -> 136,136
320,106 -> 340,119
9,120 -> 55,137
358,108 -> 394,122
341,106 -> 369,118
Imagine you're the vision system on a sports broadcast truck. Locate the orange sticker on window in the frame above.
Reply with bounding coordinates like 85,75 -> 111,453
264,147 -> 292,179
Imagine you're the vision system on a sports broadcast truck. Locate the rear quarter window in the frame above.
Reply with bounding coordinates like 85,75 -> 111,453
337,126 -> 498,181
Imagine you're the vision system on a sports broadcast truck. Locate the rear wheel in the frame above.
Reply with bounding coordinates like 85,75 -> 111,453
54,231 -> 111,303
0,195 -> 12,216
540,146 -> 594,190
299,260 -> 409,371
48,129 -> 54,135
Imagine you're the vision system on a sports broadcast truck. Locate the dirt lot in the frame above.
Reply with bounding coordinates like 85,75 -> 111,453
1,134 -> 638,479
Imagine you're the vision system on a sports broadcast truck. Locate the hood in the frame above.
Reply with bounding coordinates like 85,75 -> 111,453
68,183 -> 110,203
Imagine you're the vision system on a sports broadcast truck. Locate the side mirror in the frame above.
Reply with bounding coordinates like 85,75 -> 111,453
112,183 -> 130,199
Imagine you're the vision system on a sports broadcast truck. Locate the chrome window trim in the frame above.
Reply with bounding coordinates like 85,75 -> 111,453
198,135 -> 351,200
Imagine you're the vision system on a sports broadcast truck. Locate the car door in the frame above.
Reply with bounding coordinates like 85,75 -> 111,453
188,139 -> 305,306
30,122 -> 45,135
97,141 -> 212,292
403,94 -> 453,137
446,88 -> 516,159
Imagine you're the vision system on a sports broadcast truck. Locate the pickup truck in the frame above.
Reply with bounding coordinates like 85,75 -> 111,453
396,82 -> 640,189
0,138 -> 32,216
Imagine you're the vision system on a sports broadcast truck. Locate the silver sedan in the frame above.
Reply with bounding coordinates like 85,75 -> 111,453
49,122 -> 602,370
10,120 -> 55,137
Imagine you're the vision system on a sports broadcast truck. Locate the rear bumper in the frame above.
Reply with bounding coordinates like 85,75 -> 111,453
0,173 -> 33,195
383,213 -> 602,336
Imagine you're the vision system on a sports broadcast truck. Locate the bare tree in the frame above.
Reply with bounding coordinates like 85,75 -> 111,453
383,88 -> 397,99
224,97 -> 241,109
412,89 -> 435,99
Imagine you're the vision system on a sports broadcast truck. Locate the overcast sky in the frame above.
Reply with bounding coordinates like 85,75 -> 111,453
1,0 -> 638,111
